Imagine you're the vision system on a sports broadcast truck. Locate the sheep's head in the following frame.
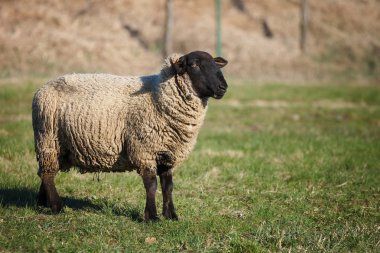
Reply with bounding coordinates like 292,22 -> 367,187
173,51 -> 228,99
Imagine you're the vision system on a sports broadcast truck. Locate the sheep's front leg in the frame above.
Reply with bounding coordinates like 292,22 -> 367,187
142,175 -> 159,221
159,171 -> 178,220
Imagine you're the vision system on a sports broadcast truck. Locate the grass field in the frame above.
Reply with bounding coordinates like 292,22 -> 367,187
0,79 -> 379,252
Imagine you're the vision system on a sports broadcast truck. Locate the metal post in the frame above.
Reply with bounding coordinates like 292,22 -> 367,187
163,0 -> 173,58
300,0 -> 308,53
215,0 -> 222,57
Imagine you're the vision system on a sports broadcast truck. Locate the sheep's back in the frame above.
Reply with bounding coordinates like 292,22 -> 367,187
53,74 -> 144,172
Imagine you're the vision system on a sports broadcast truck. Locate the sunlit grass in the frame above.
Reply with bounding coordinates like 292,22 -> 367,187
0,79 -> 379,252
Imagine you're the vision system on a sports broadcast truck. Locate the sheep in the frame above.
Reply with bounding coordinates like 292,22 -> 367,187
32,51 -> 228,220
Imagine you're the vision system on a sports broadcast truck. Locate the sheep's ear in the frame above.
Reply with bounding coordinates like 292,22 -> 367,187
214,57 -> 228,68
174,56 -> 186,75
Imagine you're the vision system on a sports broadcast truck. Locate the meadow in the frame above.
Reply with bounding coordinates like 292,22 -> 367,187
0,79 -> 379,252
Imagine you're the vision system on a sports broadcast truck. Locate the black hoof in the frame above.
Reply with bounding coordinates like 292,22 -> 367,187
50,202 -> 63,214
163,210 -> 179,220
145,215 -> 160,222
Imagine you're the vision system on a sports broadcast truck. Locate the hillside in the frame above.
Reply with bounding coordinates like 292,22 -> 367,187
0,0 -> 379,82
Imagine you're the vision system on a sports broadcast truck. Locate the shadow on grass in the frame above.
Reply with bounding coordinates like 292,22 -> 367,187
0,187 -> 143,222
0,187 -> 37,208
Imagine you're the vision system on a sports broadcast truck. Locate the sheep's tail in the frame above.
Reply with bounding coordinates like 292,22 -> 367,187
32,80 -> 63,176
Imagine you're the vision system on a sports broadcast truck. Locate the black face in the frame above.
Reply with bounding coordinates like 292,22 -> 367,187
173,51 -> 228,99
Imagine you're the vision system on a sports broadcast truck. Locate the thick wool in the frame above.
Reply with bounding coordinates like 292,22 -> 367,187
32,54 -> 207,177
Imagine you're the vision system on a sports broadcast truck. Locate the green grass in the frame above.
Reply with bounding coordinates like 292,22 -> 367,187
0,79 -> 379,252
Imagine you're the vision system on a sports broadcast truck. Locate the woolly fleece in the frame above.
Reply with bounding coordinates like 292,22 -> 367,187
32,54 -> 207,177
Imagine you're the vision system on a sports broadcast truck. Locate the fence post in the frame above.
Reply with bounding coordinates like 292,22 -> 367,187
215,0 -> 222,57
300,0 -> 308,53
163,0 -> 173,58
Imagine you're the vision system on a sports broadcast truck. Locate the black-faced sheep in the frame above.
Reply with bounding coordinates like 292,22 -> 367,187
32,51 -> 228,220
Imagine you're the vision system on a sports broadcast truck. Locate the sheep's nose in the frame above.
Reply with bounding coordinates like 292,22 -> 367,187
218,85 -> 227,91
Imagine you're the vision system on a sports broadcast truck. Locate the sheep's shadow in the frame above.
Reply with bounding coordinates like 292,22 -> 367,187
0,187 -> 143,222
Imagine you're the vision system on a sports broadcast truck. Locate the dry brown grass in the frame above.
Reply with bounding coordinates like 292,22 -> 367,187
0,0 -> 379,81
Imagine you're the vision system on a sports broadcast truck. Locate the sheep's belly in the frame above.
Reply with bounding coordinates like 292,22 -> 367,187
69,145 -> 133,173
61,96 -> 132,172
73,154 -> 134,174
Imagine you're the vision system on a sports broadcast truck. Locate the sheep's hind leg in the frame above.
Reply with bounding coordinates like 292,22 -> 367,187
142,175 -> 159,221
37,182 -> 48,207
159,171 -> 178,220
40,173 -> 62,214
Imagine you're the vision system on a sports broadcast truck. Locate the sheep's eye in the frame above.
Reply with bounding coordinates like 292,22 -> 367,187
190,61 -> 198,68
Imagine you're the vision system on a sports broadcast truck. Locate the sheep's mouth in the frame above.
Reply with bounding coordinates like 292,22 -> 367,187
213,86 -> 227,99
213,72 -> 228,99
